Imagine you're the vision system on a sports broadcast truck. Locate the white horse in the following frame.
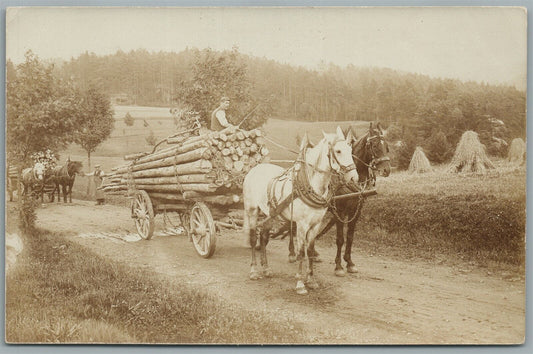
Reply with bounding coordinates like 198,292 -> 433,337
20,162 -> 46,198
243,127 -> 359,295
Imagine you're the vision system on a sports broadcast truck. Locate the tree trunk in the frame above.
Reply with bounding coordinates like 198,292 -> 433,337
86,150 -> 91,197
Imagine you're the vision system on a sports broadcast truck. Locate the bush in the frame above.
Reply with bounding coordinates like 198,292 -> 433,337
123,112 -> 134,126
384,123 -> 403,142
145,130 -> 157,146
17,194 -> 38,234
425,130 -> 452,164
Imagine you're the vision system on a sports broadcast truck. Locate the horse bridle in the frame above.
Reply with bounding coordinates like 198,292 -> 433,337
352,133 -> 390,171
302,138 -> 356,175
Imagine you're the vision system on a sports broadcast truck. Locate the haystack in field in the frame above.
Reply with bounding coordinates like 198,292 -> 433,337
507,138 -> 525,164
408,146 -> 431,173
448,131 -> 495,173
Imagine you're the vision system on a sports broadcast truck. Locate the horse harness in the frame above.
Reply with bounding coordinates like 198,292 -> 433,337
266,139 -> 355,223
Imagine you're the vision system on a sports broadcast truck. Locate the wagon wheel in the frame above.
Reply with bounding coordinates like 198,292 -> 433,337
189,202 -> 216,258
131,190 -> 155,240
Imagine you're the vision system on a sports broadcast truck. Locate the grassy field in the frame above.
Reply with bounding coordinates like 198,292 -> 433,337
337,162 -> 526,269
5,205 -> 306,344
58,105 -> 525,269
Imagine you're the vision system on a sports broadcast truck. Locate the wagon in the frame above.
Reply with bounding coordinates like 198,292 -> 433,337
128,187 -> 244,258
102,126 -> 269,258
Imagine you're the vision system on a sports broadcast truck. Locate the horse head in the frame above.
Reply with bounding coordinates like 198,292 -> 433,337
306,127 -> 358,184
33,162 -> 46,181
367,122 -> 391,177
67,161 -> 84,176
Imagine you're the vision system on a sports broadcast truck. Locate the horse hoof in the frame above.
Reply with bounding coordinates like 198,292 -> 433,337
335,269 -> 346,277
263,268 -> 273,278
347,265 -> 358,273
288,255 -> 296,263
250,271 -> 262,280
306,280 -> 319,289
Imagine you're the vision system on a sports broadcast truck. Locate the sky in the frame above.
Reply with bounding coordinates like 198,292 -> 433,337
6,6 -> 527,90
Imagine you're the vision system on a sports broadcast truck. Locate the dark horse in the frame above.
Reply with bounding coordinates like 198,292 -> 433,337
50,159 -> 84,203
286,122 -> 391,276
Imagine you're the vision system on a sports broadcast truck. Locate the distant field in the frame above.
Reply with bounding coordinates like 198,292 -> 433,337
65,105 -> 372,161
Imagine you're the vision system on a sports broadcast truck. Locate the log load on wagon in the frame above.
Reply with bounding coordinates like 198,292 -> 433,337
100,126 -> 270,258
102,126 -> 269,202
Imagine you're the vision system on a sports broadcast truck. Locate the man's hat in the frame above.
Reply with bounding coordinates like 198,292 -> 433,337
220,96 -> 230,103
95,164 -> 101,168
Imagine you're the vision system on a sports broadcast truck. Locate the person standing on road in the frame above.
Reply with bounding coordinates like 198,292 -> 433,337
210,97 -> 235,131
86,165 -> 106,205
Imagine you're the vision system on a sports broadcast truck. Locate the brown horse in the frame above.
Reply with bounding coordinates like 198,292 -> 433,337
286,123 -> 391,276
50,159 -> 84,203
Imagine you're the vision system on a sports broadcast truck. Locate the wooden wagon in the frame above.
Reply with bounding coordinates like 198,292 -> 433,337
102,126 -> 269,258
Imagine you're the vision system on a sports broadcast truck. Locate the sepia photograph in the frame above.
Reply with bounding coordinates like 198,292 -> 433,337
4,6 -> 527,345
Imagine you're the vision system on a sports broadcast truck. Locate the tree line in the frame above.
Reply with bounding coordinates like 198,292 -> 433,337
7,47 -> 526,168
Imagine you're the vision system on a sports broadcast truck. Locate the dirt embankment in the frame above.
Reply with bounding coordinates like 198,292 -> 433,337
31,200 -> 525,344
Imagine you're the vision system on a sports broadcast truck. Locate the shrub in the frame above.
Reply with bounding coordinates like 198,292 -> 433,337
145,130 -> 157,146
17,194 -> 38,234
123,112 -> 134,126
425,130 -> 452,164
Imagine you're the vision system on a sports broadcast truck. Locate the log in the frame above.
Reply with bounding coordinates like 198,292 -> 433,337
124,152 -> 149,161
232,154 -> 239,161
255,137 -> 265,145
236,147 -> 244,157
120,174 -> 215,185
221,157 -> 232,170
200,194 -> 240,205
225,141 -> 232,148
114,147 -> 211,174
129,160 -> 213,178
233,160 -> 244,172
217,141 -> 225,150
131,148 -> 211,172
236,132 -> 245,140
244,138 -> 253,146
133,140 -> 208,165
219,133 -> 228,142
133,183 -> 218,193
228,133 -> 237,142
250,144 -> 258,153
148,192 -> 186,201
222,148 -> 231,156
260,147 -> 270,156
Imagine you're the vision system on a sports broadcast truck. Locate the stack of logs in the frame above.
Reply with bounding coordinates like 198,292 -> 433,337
101,127 -> 269,205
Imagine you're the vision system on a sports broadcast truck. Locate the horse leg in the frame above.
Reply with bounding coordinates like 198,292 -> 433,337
68,181 -> 73,203
295,225 -> 308,295
344,218 -> 358,273
288,222 -> 297,263
305,224 -> 321,290
344,200 -> 364,273
334,220 -> 346,277
246,206 -> 261,280
260,222 -> 273,278
62,184 -> 67,203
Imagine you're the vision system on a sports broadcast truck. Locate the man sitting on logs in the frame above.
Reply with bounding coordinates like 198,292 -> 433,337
210,97 -> 235,131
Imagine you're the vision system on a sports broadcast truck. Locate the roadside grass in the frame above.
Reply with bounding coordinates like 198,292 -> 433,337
5,219 -> 307,344
321,162 -> 526,271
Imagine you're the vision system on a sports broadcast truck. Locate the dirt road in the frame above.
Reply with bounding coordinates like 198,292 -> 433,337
33,200 -> 524,344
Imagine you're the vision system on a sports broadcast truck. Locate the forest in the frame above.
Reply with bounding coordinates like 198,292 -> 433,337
7,47 -> 525,164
